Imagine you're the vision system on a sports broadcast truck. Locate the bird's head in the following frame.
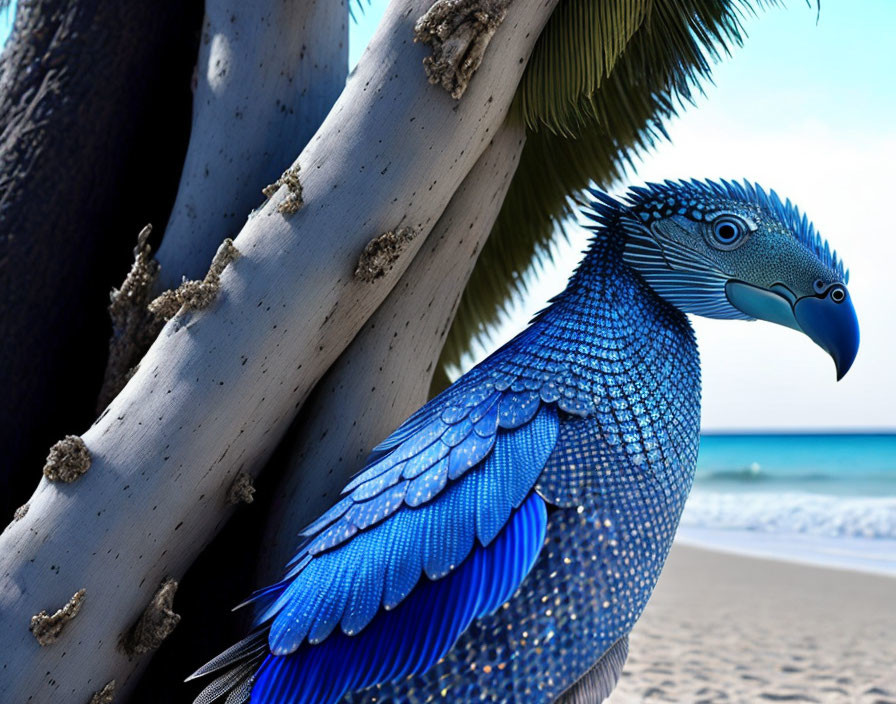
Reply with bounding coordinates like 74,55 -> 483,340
588,179 -> 859,380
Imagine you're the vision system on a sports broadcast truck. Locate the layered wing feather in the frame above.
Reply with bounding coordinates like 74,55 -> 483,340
246,379 -> 560,658
250,493 -> 549,704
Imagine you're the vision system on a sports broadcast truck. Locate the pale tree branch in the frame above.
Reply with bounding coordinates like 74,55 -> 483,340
154,0 -> 348,290
257,119 -> 527,584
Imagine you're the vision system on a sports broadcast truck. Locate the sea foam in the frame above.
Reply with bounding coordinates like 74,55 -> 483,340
676,490 -> 896,575
680,490 -> 896,540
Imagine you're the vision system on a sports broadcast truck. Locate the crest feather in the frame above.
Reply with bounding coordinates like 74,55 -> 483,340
607,179 -> 847,282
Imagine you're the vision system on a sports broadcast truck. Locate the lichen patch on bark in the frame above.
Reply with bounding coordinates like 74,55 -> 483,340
97,225 -> 161,411
262,164 -> 303,214
43,435 -> 91,483
121,578 -> 181,656
354,227 -> 418,282
88,680 -> 116,704
148,239 -> 240,321
13,503 -> 29,520
29,589 -> 86,646
414,0 -> 512,99
226,471 -> 256,505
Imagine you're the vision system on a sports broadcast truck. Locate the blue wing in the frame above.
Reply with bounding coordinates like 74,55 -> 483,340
250,492 -> 548,704
190,373 -> 562,703
253,383 -> 559,655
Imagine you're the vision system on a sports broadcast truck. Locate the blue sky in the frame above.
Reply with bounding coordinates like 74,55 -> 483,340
350,1 -> 896,430
3,3 -> 894,429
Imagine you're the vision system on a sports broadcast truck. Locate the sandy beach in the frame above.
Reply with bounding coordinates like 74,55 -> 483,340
608,545 -> 896,703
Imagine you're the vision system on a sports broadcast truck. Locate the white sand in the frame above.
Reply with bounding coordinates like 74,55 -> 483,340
608,545 -> 896,703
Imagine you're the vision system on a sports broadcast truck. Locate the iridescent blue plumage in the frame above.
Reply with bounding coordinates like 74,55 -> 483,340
255,399 -> 559,655
251,493 -> 548,704
189,179 -> 858,704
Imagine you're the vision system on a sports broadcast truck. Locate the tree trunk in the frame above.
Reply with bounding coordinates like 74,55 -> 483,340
0,0 -> 203,519
154,0 -> 348,290
257,119 -> 526,585
124,1 -> 350,699
0,2 -> 558,700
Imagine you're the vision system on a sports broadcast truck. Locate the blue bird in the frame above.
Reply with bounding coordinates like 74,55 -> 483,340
189,180 -> 859,704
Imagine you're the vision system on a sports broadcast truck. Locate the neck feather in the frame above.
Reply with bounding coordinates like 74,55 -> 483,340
532,221 -> 703,509
510,221 -> 701,413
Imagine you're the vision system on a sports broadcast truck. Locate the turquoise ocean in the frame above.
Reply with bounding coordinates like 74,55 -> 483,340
677,434 -> 896,575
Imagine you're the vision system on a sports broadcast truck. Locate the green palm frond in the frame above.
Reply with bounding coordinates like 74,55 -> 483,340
520,0 -> 773,135
437,0 -> 777,384
517,0 -> 651,135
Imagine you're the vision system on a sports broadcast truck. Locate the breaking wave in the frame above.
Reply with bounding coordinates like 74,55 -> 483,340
680,490 -> 896,540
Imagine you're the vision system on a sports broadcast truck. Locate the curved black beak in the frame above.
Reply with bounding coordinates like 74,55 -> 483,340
726,281 -> 860,380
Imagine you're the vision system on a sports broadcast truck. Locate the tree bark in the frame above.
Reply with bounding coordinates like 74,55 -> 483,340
256,119 -> 526,586
0,1 -> 558,700
154,0 -> 348,290
0,0 -> 203,518
126,0 -> 350,697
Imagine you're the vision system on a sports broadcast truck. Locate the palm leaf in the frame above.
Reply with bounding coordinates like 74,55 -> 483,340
437,0 -> 778,384
516,0 -> 651,136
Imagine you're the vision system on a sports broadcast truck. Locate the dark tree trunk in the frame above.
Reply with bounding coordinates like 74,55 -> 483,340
0,0 -> 203,518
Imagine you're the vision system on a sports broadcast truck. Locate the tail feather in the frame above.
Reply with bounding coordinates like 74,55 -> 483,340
186,631 -> 267,681
223,677 -> 255,704
193,659 -> 261,704
553,636 -> 630,704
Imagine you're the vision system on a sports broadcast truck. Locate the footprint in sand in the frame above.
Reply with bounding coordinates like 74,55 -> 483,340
758,694 -> 819,702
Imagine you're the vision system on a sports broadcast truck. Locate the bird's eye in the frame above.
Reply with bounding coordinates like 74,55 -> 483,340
709,216 -> 748,250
